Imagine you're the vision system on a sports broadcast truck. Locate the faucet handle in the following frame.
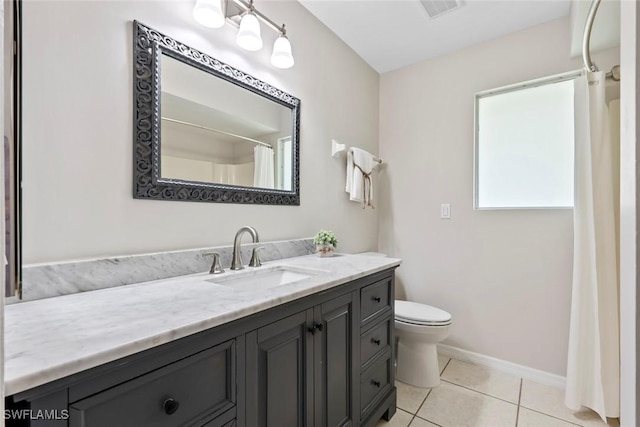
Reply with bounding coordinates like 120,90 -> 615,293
249,247 -> 263,267
205,252 -> 225,274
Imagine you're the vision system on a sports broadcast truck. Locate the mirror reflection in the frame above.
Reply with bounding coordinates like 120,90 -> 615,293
160,54 -> 293,191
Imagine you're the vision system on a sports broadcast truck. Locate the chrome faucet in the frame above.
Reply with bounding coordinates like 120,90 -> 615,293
206,252 -> 224,274
231,226 -> 262,270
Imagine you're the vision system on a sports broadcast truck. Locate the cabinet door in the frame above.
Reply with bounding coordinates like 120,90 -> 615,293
246,309 -> 314,427
314,292 -> 355,427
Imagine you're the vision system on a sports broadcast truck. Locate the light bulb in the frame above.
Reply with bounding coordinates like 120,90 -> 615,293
236,11 -> 262,51
193,0 -> 225,28
271,34 -> 294,69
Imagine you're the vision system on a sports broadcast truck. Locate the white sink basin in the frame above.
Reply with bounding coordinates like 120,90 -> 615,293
205,265 -> 327,292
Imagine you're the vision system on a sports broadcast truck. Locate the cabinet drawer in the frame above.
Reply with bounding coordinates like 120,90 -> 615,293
360,319 -> 391,368
360,355 -> 392,418
69,340 -> 236,427
361,279 -> 392,324
201,408 -> 236,427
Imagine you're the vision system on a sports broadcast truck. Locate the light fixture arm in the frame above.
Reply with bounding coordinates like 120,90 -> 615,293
231,0 -> 284,34
193,0 -> 294,68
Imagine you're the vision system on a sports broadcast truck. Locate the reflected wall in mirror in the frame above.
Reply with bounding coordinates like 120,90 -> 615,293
133,21 -> 300,205
160,54 -> 293,191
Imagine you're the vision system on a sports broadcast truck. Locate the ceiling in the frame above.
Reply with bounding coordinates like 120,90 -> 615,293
298,0 -> 574,73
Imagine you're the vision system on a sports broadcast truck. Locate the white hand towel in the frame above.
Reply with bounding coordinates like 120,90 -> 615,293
346,147 -> 377,208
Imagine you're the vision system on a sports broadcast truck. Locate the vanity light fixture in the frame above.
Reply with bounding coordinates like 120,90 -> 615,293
236,5 -> 262,51
192,0 -> 295,69
193,0 -> 225,28
270,25 -> 294,69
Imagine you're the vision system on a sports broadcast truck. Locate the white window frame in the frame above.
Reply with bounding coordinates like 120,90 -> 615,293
473,70 -> 583,210
276,136 -> 292,191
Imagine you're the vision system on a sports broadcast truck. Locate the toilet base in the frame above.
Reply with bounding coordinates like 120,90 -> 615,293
396,340 -> 441,388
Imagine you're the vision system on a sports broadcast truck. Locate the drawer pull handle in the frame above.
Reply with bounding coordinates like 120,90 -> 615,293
371,338 -> 381,346
308,323 -> 324,334
163,398 -> 180,415
372,296 -> 381,303
371,380 -> 381,388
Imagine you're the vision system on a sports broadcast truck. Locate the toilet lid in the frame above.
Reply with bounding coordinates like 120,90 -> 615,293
395,300 -> 452,325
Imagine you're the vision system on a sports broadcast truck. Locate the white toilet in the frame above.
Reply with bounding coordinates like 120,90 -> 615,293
395,300 -> 452,388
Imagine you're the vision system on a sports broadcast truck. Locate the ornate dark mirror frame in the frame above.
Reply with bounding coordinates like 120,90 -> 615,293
133,21 -> 301,205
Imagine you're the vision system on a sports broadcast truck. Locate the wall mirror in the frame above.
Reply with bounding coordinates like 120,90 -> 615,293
133,21 -> 300,205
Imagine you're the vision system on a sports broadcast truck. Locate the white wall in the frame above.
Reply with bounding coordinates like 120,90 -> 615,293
378,17 -> 619,376
21,0 -> 380,263
619,0 -> 638,424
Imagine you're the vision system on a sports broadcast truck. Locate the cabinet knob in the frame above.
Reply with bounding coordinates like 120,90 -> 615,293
372,296 -> 381,303
163,397 -> 180,415
371,380 -> 381,388
371,338 -> 381,346
308,323 -> 323,334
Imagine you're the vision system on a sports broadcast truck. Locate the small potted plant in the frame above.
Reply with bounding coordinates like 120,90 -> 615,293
313,230 -> 338,257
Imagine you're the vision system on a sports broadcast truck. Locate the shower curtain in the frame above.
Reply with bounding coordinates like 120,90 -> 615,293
565,71 -> 619,421
253,145 -> 275,189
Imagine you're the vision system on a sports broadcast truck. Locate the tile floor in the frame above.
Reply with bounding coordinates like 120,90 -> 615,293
377,356 -> 620,427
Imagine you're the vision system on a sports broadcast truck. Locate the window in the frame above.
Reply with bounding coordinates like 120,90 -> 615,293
276,136 -> 292,191
474,74 -> 577,209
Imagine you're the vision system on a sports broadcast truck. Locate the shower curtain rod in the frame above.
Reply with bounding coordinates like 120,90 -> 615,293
582,0 -> 620,81
161,117 -> 272,148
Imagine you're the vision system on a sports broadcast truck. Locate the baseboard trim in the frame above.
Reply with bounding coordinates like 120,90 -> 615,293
438,344 -> 566,389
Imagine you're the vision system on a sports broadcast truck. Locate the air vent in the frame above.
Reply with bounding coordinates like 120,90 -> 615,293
419,0 -> 464,18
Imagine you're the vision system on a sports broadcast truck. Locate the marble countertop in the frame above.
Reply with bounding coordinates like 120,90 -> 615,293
5,253 -> 401,396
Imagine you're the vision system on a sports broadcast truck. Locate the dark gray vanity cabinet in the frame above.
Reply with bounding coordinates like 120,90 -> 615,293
358,277 -> 395,425
315,293 -> 357,427
245,292 -> 357,427
68,339 -> 238,427
245,309 -> 315,427
6,268 -> 397,427
6,330 -> 245,427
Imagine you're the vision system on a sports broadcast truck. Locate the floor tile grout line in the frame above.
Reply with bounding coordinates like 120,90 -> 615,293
413,387 -> 433,420
396,356 -> 611,427
413,413 -> 444,426
398,358 -> 448,427
396,408 -> 413,417
440,357 -> 452,375
440,379 -> 519,406
515,378 -> 522,427
518,406 -> 584,426
401,402 -> 418,426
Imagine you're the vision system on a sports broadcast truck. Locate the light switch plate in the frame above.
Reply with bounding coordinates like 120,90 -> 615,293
440,203 -> 451,219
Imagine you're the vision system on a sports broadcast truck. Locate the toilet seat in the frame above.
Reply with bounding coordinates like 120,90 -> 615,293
395,300 -> 452,326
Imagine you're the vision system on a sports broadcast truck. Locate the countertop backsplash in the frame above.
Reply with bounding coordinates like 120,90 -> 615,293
20,238 -> 315,302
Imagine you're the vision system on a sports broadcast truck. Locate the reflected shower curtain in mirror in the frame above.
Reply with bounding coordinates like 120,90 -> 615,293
565,71 -> 619,421
253,145 -> 275,189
